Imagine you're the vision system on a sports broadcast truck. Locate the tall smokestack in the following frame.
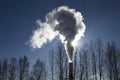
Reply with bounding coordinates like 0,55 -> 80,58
69,62 -> 74,80
68,43 -> 74,80
67,41 -> 74,80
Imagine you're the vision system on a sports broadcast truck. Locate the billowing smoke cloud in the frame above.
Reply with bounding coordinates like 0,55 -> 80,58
30,6 -> 86,62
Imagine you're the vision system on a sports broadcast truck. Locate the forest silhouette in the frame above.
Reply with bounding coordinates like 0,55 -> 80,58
0,39 -> 120,80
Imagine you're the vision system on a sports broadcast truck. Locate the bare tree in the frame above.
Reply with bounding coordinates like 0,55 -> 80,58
106,42 -> 120,80
32,59 -> 46,80
2,58 -> 8,80
54,42 -> 65,80
49,49 -> 55,80
112,42 -> 120,80
49,42 -> 68,80
8,57 -> 17,80
90,41 -> 97,80
78,44 -> 90,80
95,39 -> 104,80
29,75 -> 36,80
83,44 -> 89,80
18,56 -> 29,80
78,49 -> 85,80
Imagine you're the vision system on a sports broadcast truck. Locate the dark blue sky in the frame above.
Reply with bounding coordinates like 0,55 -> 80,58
0,0 -> 120,63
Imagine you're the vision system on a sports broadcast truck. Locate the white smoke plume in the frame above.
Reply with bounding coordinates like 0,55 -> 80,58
30,6 -> 86,62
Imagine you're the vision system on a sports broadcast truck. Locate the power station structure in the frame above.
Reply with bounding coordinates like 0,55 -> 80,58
67,41 -> 74,80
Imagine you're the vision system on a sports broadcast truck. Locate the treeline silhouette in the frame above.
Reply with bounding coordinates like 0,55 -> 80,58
0,39 -> 120,80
